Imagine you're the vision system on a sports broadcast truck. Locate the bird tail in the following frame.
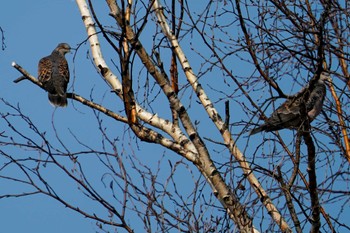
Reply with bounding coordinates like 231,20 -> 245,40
249,125 -> 265,135
48,93 -> 68,107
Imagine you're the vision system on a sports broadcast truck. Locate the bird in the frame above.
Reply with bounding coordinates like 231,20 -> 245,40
250,72 -> 330,135
38,43 -> 71,107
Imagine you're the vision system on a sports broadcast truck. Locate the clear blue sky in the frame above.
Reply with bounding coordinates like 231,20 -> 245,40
0,1 -> 117,232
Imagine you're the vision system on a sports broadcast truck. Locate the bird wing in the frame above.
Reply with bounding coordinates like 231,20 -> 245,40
47,53 -> 69,96
38,56 -> 52,83
306,83 -> 326,120
265,97 -> 302,127
250,96 -> 304,135
57,55 -> 69,83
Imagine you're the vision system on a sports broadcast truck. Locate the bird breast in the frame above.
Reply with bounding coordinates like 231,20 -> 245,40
307,100 -> 323,120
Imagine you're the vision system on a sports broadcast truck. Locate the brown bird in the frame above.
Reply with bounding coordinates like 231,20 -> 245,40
38,43 -> 71,107
250,72 -> 330,135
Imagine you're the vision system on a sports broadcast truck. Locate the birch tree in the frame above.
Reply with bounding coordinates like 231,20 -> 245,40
3,0 -> 350,232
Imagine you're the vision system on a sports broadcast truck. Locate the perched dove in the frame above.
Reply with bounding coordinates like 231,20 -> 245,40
38,43 -> 71,107
250,72 -> 330,135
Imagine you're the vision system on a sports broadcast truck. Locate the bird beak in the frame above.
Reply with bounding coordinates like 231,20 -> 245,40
324,75 -> 332,83
68,48 -> 76,55
321,72 -> 332,83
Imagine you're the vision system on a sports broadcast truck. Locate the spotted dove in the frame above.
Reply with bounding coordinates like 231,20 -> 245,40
250,72 -> 330,135
38,43 -> 71,107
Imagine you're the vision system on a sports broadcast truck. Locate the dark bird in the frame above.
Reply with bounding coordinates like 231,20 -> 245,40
250,72 -> 330,135
38,43 -> 71,107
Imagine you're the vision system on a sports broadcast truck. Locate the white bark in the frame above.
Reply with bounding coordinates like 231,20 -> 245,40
75,0 -> 197,162
152,0 -> 290,232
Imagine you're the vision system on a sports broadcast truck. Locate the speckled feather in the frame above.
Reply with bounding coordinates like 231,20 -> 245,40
250,72 -> 329,135
38,43 -> 71,107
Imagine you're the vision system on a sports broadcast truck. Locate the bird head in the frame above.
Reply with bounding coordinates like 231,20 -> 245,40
319,71 -> 331,83
54,43 -> 71,55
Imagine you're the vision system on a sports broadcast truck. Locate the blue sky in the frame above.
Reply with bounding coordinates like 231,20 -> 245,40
0,1 -> 113,232
1,1 -> 213,232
